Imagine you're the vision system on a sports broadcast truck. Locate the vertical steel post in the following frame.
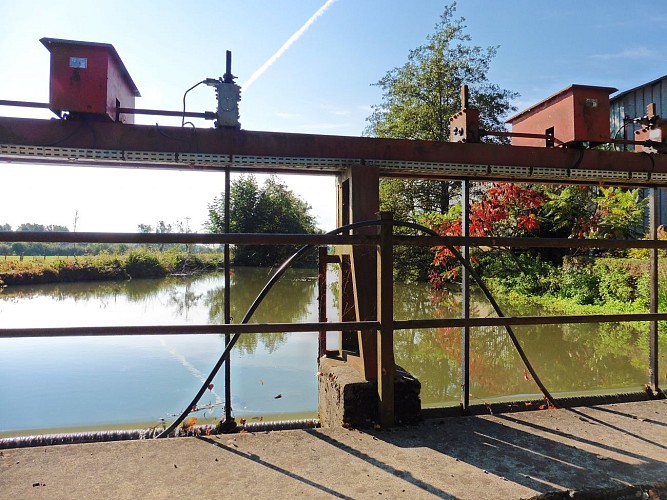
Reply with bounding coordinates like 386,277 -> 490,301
224,166 -> 233,425
318,246 -> 328,360
649,187 -> 660,394
461,180 -> 471,412
377,211 -> 395,427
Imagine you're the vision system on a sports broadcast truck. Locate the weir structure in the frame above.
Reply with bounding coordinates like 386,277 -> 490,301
1,111 -> 667,431
1,39 -> 667,432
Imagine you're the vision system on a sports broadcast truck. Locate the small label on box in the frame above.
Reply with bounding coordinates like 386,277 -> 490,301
69,57 -> 88,69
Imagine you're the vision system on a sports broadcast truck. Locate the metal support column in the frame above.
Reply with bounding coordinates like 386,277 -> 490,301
318,246 -> 328,360
223,166 -> 234,428
649,187 -> 660,394
377,211 -> 395,427
461,180 -> 471,412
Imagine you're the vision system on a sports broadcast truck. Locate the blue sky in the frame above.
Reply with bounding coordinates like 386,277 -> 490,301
1,1 -> 666,232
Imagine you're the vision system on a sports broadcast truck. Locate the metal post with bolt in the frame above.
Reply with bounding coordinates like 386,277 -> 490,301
377,211 -> 395,427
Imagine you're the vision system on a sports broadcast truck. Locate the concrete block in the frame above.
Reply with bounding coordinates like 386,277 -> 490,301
318,356 -> 421,428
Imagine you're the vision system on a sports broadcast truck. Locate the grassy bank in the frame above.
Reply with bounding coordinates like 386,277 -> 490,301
0,250 -> 225,287
484,255 -> 667,344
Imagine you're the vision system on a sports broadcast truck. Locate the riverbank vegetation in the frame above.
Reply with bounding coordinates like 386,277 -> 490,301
206,174 -> 320,267
0,250 -> 225,286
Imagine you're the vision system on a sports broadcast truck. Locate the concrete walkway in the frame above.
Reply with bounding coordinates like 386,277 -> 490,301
2,400 -> 667,499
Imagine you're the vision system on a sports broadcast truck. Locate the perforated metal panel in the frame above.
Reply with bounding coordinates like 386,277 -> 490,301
649,173 -> 667,182
178,153 -> 231,164
532,167 -> 569,178
124,151 -> 176,162
630,172 -> 650,182
371,160 -> 488,176
232,156 -> 357,171
489,165 -> 531,177
0,144 -> 122,160
0,143 -> 664,185
570,169 -> 629,180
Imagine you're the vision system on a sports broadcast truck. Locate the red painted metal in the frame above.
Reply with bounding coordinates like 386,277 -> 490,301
449,107 -> 480,143
635,122 -> 667,154
449,85 -> 480,143
41,38 -> 140,123
1,117 -> 666,181
507,85 -> 617,147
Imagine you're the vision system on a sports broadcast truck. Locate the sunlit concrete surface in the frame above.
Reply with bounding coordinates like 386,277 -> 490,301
2,400 -> 667,499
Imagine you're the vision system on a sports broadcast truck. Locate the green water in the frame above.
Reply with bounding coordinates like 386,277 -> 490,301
0,267 -> 654,436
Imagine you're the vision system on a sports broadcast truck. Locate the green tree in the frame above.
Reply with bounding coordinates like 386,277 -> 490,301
17,223 -> 46,232
207,175 -> 319,267
365,2 -> 517,280
543,186 -> 648,242
45,224 -> 69,232
0,223 -> 11,231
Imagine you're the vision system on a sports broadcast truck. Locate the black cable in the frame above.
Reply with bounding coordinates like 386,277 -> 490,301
571,148 -> 585,169
156,219 -> 557,438
42,122 -> 86,147
154,123 -> 190,144
182,80 -> 207,127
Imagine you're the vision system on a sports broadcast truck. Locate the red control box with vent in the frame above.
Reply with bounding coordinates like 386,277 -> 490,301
41,37 -> 140,123
506,85 -> 616,147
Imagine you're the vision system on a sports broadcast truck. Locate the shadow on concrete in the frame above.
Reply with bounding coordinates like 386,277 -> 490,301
304,429 -> 457,499
197,436 -> 355,500
588,405 -> 667,429
566,407 -> 667,452
310,412 -> 667,495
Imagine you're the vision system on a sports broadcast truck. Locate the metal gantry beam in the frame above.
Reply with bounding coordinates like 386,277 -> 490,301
1,116 -> 667,185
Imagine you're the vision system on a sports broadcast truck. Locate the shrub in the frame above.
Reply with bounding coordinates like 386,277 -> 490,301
125,250 -> 167,279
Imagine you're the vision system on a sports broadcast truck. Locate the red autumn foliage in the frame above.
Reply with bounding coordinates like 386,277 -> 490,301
425,183 -> 546,289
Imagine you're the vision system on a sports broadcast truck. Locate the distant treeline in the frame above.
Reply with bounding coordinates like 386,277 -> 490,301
0,222 -> 214,256
0,242 -> 217,257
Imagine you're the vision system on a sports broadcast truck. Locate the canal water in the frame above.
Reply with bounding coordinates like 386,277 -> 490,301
0,267 -> 652,436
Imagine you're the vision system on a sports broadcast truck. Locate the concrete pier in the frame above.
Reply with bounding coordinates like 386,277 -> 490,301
2,400 -> 667,499
318,357 -> 421,428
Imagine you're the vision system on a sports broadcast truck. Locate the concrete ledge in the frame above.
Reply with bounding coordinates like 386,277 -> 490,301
318,356 -> 421,428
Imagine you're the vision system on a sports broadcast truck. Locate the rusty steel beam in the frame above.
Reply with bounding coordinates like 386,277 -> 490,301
649,188 -> 660,393
0,100 -> 51,109
118,107 -> 215,120
0,321 -> 381,339
4,312 -> 665,338
1,117 -> 667,180
393,235 -> 667,250
5,231 -> 667,251
377,212 -> 395,427
394,313 -> 667,330
0,231 -> 379,246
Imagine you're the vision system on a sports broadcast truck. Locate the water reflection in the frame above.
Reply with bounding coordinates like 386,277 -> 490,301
0,268 -> 658,434
205,268 -> 317,354
393,282 -> 653,406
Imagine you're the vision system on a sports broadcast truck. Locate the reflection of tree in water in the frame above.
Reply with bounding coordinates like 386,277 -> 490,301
0,275 -> 203,305
206,267 -> 318,355
166,281 -> 203,321
392,282 -> 647,404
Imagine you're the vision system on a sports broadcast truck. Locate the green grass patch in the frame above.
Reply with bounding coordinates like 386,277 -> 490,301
0,251 -> 226,286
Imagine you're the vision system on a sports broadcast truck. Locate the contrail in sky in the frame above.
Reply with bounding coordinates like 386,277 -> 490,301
242,0 -> 339,91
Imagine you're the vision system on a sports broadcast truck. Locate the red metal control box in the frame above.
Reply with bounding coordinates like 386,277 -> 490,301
41,37 -> 140,123
507,85 -> 616,147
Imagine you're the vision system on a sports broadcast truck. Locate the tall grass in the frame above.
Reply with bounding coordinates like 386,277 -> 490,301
0,250 -> 225,286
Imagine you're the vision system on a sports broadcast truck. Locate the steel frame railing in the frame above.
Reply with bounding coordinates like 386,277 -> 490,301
0,224 -> 664,427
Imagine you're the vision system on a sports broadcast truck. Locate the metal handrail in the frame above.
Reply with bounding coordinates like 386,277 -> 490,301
1,223 -> 663,432
3,230 -> 667,250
